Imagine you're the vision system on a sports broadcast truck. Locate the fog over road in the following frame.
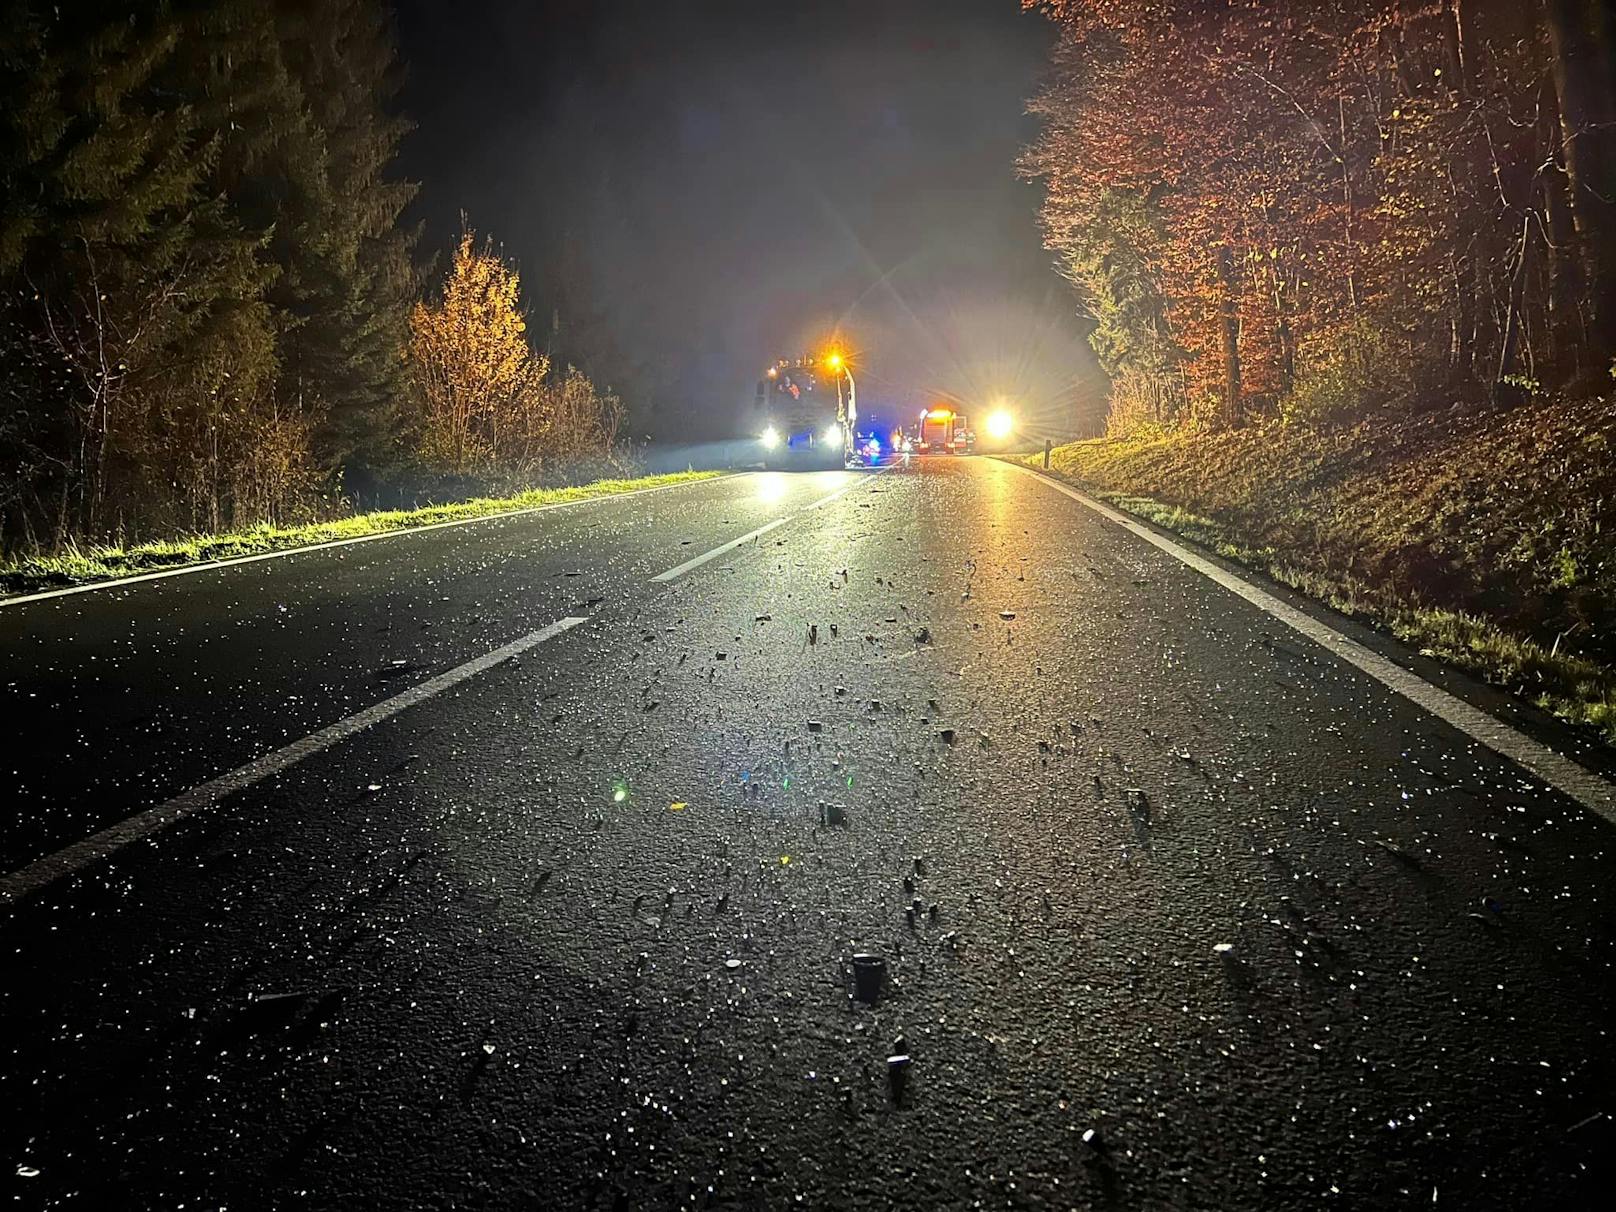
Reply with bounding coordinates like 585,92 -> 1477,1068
3,458 -> 1613,1209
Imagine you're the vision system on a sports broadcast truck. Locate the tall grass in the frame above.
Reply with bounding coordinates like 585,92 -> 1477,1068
2,471 -> 722,594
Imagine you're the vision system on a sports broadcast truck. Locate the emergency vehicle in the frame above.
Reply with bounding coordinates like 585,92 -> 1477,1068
749,358 -> 853,469
918,408 -> 973,454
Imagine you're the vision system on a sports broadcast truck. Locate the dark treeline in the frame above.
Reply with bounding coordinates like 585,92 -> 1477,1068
0,0 -> 622,555
1022,0 -> 1616,431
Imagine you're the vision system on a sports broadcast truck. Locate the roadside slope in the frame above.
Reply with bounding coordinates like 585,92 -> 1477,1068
1025,394 -> 1616,740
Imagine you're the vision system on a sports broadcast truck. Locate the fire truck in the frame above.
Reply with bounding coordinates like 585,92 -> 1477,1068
749,357 -> 854,470
917,407 -> 974,454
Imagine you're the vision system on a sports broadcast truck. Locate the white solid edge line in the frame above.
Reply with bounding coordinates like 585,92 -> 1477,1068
0,615 -> 590,906
651,517 -> 791,583
1004,460 -> 1616,826
1,475 -> 735,609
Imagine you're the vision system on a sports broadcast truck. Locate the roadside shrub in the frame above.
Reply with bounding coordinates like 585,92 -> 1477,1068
1280,318 -> 1416,427
1105,367 -> 1187,436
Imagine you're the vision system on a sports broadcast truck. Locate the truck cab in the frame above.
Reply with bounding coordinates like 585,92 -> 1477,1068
751,359 -> 852,469
918,408 -> 973,454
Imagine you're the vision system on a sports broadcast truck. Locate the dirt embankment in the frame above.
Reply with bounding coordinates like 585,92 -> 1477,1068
1028,395 -> 1616,739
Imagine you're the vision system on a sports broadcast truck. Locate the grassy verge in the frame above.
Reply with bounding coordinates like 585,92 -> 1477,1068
1,470 -> 724,597
1020,396 -> 1616,743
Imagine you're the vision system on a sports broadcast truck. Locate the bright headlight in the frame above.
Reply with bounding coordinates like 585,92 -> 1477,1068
760,426 -> 781,449
822,423 -> 842,444
986,410 -> 1014,440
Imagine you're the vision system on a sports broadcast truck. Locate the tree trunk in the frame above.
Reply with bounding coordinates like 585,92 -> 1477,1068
1274,302 -> 1295,397
1534,69 -> 1584,374
1218,245 -> 1242,427
1449,245 -> 1477,384
1494,212 -> 1533,401
1440,0 -> 1470,98
1541,119 -> 1584,371
1542,0 -> 1616,369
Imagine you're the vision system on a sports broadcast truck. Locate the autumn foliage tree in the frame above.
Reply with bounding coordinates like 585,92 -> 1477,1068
409,230 -> 544,473
1023,0 -> 1616,432
408,229 -> 622,478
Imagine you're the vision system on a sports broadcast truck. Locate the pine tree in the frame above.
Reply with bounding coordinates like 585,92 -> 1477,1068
270,0 -> 418,484
0,0 -> 419,547
1059,188 -> 1184,429
0,1 -> 277,542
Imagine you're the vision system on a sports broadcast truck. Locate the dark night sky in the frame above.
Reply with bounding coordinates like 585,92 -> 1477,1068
393,0 -> 1105,442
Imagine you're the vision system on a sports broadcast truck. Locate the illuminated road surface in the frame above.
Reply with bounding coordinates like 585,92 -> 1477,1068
2,457 -> 1614,1209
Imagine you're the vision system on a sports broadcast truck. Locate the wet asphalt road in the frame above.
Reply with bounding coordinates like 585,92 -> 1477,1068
3,456 -> 1615,1210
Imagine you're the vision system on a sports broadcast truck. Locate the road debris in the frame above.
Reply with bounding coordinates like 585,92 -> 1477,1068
851,953 -> 887,1004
